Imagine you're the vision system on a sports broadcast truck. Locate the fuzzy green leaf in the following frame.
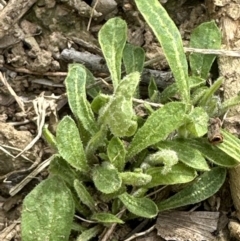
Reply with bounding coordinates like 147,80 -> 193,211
56,116 -> 89,172
148,77 -> 159,100
159,83 -> 178,103
181,138 -> 239,167
65,64 -> 98,135
157,167 -> 226,211
21,176 -> 75,241
76,225 -> 102,241
157,141 -> 209,171
74,179 -> 96,212
120,172 -> 152,186
127,102 -> 186,158
49,155 -> 83,186
99,72 -> 140,137
91,213 -> 124,224
42,125 -> 57,150
190,21 -> 221,79
185,107 -> 209,137
216,130 -> 240,163
135,0 -> 189,103
107,136 -> 126,171
99,17 -> 127,89
91,94 -> 110,114
118,192 -> 158,218
85,67 -> 100,98
145,163 -> 197,188
123,43 -> 145,74
92,162 -> 122,194
220,94 -> 240,115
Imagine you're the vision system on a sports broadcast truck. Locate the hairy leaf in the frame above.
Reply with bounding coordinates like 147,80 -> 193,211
157,141 -> 209,171
76,225 -> 102,241
118,192 -> 158,218
123,43 -> 145,74
127,102 -> 186,158
56,116 -> 89,172
21,176 -> 75,241
120,172 -> 152,186
190,21 -> 221,79
99,17 -> 127,89
65,64 -> 98,135
74,179 -> 96,212
157,167 -> 226,211
99,72 -> 140,137
92,162 -> 122,194
91,213 -> 124,224
135,0 -> 190,103
145,163 -> 197,188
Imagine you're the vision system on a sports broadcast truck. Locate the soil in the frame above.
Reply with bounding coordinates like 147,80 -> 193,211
0,0 -> 238,240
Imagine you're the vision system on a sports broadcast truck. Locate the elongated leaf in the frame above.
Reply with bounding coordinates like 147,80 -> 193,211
49,154 -> 84,186
56,116 -> 89,172
159,83 -> 178,103
145,163 -> 197,188
76,225 -> 102,241
198,77 -> 223,107
65,64 -> 98,135
91,94 -> 109,114
180,138 -> 239,167
216,130 -> 240,163
118,192 -> 158,218
74,179 -> 96,212
144,150 -> 179,174
190,21 -> 221,79
85,67 -> 100,98
120,172 -> 152,186
123,43 -> 145,74
157,141 -> 209,171
135,0 -> 189,103
21,176 -> 75,241
42,125 -> 57,150
191,86 -> 208,105
91,213 -> 124,224
185,107 -> 209,137
107,136 -> 126,171
127,102 -> 186,158
220,94 -> 240,115
99,17 -> 127,89
157,167 -> 226,211
99,72 -> 140,137
92,162 -> 122,194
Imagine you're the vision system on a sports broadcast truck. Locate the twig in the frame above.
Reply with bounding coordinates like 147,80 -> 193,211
133,98 -> 163,108
184,47 -> 240,57
87,0 -> 99,31
123,225 -> 156,241
74,215 -> 97,224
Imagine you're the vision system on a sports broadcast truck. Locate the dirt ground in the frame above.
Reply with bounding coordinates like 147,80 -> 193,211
0,0 -> 239,240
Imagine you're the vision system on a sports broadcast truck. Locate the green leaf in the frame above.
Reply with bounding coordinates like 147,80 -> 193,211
127,102 -> 186,158
74,179 -> 96,212
85,67 -> 100,98
191,86 -> 208,105
91,213 -> 124,224
198,77 -> 223,107
107,136 -> 126,171
123,43 -> 145,74
216,130 -> 240,163
56,116 -> 89,172
120,172 -> 152,186
190,21 -> 221,79
76,225 -> 102,241
157,167 -> 226,211
21,176 -> 75,241
188,76 -> 206,89
148,76 -> 160,101
99,17 -> 127,89
65,64 -> 98,135
91,93 -> 110,114
185,107 -> 209,137
135,0 -> 189,103
157,141 -> 209,171
99,72 -> 140,137
220,94 -> 240,115
92,162 -> 122,194
159,83 -> 178,103
182,138 -> 239,167
144,150 -> 179,174
49,154 -> 83,186
145,163 -> 197,188
118,192 -> 158,218
42,125 -> 57,150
